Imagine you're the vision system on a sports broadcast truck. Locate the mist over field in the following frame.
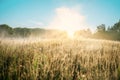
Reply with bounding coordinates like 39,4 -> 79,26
0,0 -> 120,80
0,20 -> 120,40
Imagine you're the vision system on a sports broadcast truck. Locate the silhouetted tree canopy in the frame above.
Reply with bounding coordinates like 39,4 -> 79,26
109,20 -> 120,32
13,28 -> 31,37
93,20 -> 120,40
0,20 -> 120,40
96,24 -> 106,32
0,24 -> 13,37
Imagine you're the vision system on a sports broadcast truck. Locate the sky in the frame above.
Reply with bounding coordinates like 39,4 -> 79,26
0,0 -> 120,31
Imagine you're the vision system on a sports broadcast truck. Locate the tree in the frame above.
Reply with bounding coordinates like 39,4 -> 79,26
96,24 -> 106,32
0,24 -> 13,37
13,28 -> 31,37
110,20 -> 120,32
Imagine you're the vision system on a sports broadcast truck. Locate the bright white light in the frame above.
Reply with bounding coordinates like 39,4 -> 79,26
67,30 -> 74,38
47,7 -> 88,38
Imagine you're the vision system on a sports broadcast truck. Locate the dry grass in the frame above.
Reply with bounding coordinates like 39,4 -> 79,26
0,38 -> 120,80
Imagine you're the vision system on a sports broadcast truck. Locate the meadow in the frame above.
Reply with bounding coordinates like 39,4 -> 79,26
0,38 -> 120,80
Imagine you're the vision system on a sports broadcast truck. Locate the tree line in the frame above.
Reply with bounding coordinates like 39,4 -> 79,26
74,20 -> 120,40
0,20 -> 120,40
0,25 -> 67,38
93,20 -> 120,40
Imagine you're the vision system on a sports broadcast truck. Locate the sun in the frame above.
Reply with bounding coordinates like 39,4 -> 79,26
66,29 -> 75,38
47,7 -> 86,39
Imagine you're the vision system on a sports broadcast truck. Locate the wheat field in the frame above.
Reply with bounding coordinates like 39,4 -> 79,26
0,38 -> 120,80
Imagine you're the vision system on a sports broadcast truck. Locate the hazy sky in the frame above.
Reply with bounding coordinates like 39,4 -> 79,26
0,0 -> 120,30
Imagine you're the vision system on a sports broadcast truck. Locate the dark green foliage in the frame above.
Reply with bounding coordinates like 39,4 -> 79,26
0,24 -> 67,38
0,19 -> 120,40
93,20 -> 120,40
0,24 -> 13,37
13,28 -> 31,37
97,24 -> 106,32
118,67 -> 120,80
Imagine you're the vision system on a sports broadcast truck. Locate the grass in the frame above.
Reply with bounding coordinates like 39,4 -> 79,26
0,38 -> 120,80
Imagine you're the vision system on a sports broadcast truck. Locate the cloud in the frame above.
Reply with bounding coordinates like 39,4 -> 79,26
47,7 -> 88,32
29,20 -> 44,26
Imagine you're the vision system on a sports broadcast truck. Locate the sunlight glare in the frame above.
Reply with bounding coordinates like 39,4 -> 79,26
67,30 -> 74,38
